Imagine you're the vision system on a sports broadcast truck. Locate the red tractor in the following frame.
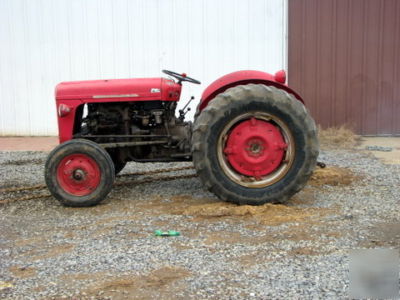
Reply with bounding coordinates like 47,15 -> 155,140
45,70 -> 318,207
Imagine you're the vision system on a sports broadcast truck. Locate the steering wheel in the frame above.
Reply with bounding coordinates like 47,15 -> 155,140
162,70 -> 201,85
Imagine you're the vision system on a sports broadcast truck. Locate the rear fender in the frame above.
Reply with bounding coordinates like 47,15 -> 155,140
199,70 -> 304,111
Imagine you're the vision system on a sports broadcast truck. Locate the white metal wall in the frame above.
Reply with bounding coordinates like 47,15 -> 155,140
0,0 -> 287,136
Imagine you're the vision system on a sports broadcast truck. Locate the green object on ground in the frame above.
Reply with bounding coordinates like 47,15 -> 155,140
154,230 -> 180,236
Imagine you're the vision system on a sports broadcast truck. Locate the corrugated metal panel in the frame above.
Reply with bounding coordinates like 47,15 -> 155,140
288,0 -> 400,135
0,0 -> 287,136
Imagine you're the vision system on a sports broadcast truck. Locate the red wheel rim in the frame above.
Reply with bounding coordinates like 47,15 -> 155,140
224,117 -> 287,179
56,154 -> 101,196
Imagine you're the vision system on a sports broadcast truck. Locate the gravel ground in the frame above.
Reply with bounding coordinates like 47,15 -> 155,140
0,149 -> 399,299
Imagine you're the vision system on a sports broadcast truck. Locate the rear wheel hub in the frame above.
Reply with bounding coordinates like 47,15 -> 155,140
56,154 -> 101,196
224,118 -> 287,179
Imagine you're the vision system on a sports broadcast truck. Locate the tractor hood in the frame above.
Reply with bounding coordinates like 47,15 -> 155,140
55,77 -> 181,102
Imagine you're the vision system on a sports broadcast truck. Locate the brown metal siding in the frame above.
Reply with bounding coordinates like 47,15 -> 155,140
289,0 -> 400,135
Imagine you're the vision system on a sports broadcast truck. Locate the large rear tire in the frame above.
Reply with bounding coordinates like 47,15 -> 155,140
192,84 -> 319,205
45,139 -> 115,207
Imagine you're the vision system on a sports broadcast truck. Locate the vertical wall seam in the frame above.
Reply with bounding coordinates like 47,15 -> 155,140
331,0 -> 337,128
393,0 -> 400,132
376,0 -> 384,134
126,0 -> 132,75
361,0 -> 367,134
345,0 -> 351,126
315,0 -> 320,124
22,0 -> 32,135
301,0 -> 305,95
283,0 -> 288,71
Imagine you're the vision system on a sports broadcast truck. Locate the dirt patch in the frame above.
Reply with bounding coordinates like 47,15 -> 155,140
82,267 -> 190,299
204,231 -> 246,245
231,229 -> 339,266
140,166 -> 354,221
309,166 -> 358,186
274,226 -> 320,242
86,203 -> 139,217
139,193 -> 339,247
244,213 -> 343,244
165,196 -> 341,249
200,229 -> 315,247
9,266 -> 37,278
136,194 -> 219,217
234,251 -> 271,267
63,231 -> 75,239
359,137 -> 400,165
290,188 -> 316,205
180,202 -> 265,218
319,125 -> 361,150
358,222 -> 400,249
14,236 -> 45,247
178,201 -> 331,227
90,226 -> 115,238
172,242 -> 194,251
61,272 -> 107,282
57,272 -> 109,290
287,247 -> 324,256
144,194 -> 218,210
93,214 -> 138,226
30,243 -> 75,261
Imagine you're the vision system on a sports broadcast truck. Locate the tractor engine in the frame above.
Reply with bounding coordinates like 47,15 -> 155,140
76,101 -> 192,162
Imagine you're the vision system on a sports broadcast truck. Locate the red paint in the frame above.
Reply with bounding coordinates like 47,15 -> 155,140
55,77 -> 182,143
56,77 -> 181,102
199,70 -> 304,111
224,118 -> 287,178
56,153 -> 101,196
274,70 -> 286,84
55,70 -> 304,144
56,99 -> 82,143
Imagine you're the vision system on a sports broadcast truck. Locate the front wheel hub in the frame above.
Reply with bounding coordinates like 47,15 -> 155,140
224,118 -> 287,178
72,169 -> 86,181
56,154 -> 101,196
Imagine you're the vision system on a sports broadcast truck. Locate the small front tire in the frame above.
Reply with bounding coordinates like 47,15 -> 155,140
45,139 -> 115,207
